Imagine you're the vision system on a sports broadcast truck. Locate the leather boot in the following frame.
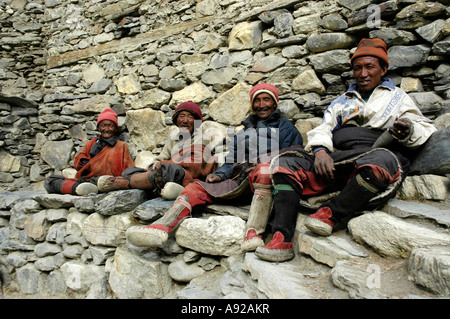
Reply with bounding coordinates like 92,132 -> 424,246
255,231 -> 294,262
97,171 -> 153,192
126,195 -> 191,247
305,167 -> 387,236
97,175 -> 130,192
270,180 -> 301,242
241,183 -> 273,252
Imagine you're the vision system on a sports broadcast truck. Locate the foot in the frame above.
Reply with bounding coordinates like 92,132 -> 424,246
97,175 -> 130,192
75,182 -> 98,196
126,196 -> 192,247
241,228 -> 264,252
304,207 -> 335,236
126,224 -> 169,247
255,231 -> 294,262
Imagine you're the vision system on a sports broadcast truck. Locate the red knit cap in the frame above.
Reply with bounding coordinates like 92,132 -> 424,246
249,83 -> 279,106
172,101 -> 203,123
351,38 -> 389,67
97,108 -> 118,127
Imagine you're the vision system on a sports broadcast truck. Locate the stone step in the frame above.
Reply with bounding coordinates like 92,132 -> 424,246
1,189 -> 449,299
382,198 -> 450,227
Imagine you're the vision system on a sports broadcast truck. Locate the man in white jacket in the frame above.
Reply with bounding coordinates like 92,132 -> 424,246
253,38 -> 437,262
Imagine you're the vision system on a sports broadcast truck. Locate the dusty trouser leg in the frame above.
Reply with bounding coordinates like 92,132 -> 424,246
126,182 -> 213,248
97,170 -> 152,192
148,164 -> 186,196
305,149 -> 399,236
241,163 -> 273,252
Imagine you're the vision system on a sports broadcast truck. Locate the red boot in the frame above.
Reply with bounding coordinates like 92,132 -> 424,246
126,196 -> 191,247
304,207 -> 335,236
254,231 -> 294,262
241,228 -> 264,252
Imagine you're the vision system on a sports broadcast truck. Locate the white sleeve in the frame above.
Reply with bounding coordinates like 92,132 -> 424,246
305,101 -> 340,153
397,94 -> 437,149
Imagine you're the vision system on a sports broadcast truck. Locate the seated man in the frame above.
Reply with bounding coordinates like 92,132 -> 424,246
97,101 -> 217,197
125,83 -> 303,253
256,38 -> 437,262
44,108 -> 135,195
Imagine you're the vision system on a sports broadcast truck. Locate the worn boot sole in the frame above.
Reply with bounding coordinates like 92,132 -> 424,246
304,217 -> 333,236
75,182 -> 98,196
97,175 -> 114,192
126,226 -> 168,247
160,182 -> 184,200
254,246 -> 294,262
241,236 -> 264,252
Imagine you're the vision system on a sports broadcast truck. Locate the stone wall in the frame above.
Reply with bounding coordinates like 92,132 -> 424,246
1,0 -> 450,300
0,0 -> 449,191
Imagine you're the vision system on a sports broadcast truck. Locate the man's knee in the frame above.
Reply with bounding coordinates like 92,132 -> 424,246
355,149 -> 401,185
249,163 -> 271,186
180,183 -> 212,206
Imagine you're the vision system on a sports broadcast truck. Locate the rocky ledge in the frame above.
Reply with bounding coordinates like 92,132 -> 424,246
0,172 -> 448,299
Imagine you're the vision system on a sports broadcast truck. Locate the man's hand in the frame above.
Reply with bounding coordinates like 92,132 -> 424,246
245,163 -> 258,174
389,118 -> 411,140
206,174 -> 222,183
314,149 -> 335,180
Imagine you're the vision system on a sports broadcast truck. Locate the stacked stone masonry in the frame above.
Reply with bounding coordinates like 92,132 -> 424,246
0,0 -> 449,299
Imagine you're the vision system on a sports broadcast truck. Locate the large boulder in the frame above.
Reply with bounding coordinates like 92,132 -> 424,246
410,126 -> 450,175
108,245 -> 172,299
348,211 -> 450,258
175,216 -> 245,256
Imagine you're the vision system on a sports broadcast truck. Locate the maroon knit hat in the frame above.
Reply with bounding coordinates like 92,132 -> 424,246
249,83 -> 279,106
172,101 -> 203,123
351,38 -> 389,67
97,108 -> 118,127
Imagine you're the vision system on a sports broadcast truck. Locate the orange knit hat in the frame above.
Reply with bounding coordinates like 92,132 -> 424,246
351,38 -> 389,67
97,108 -> 118,127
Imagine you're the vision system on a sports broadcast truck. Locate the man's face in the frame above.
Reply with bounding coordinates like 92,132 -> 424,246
176,110 -> 196,134
98,120 -> 117,139
352,56 -> 387,95
252,92 -> 277,119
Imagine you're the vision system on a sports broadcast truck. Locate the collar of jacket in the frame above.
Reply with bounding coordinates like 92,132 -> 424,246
242,108 -> 282,128
98,135 -> 117,147
346,77 -> 395,96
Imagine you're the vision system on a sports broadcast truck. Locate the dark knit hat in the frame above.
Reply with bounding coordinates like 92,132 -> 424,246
351,38 -> 389,67
172,101 -> 203,123
97,108 -> 118,127
249,83 -> 279,106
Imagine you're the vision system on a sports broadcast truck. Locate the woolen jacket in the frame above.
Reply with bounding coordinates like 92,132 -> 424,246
305,78 -> 437,154
214,109 -> 303,180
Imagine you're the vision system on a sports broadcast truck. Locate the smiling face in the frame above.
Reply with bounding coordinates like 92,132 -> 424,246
98,119 -> 117,139
352,56 -> 387,98
252,92 -> 277,119
176,110 -> 196,134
